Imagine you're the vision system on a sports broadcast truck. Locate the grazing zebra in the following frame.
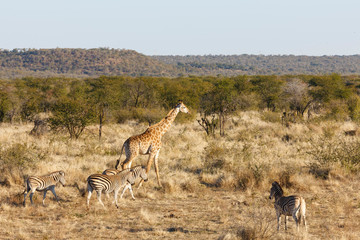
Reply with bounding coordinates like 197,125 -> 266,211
269,181 -> 307,231
23,170 -> 66,206
102,165 -> 148,200
86,166 -> 148,208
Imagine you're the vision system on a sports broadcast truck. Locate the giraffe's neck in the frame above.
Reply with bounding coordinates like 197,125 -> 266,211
149,107 -> 180,137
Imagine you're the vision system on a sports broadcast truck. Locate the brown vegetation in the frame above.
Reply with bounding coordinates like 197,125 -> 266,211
1,112 -> 360,239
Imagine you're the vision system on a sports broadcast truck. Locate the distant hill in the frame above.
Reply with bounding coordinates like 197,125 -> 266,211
1,48 -> 360,79
153,54 -> 360,76
0,48 -> 179,79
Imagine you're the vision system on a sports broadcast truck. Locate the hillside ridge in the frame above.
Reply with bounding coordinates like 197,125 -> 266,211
1,48 -> 360,78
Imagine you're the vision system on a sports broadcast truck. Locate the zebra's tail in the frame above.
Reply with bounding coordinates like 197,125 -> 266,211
115,142 -> 126,169
298,197 -> 306,225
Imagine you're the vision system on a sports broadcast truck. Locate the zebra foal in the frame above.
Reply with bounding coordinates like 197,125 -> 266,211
269,181 -> 307,231
102,165 -> 148,200
23,170 -> 66,206
87,166 -> 148,208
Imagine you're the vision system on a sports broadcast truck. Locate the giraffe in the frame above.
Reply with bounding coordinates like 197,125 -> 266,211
115,101 -> 190,187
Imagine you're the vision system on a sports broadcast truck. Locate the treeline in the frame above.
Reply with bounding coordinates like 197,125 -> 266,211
2,49 -> 360,79
0,74 -> 359,138
154,54 -> 360,75
0,48 -> 179,79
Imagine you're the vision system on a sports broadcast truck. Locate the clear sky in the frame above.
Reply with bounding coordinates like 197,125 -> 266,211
1,0 -> 359,56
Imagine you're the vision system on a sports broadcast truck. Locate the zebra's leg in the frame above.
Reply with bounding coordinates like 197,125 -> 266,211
86,187 -> 93,207
128,184 -> 136,200
114,189 -> 120,208
96,190 -> 105,208
284,216 -> 287,230
29,191 -> 35,205
121,183 -> 135,200
23,190 -> 28,206
276,212 -> 281,231
50,186 -> 59,203
42,190 -> 48,206
120,184 -> 129,199
292,212 -> 299,232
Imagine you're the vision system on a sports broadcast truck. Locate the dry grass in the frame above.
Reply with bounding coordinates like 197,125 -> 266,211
1,112 -> 360,239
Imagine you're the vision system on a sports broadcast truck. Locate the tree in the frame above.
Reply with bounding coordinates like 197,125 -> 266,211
49,98 -> 95,139
199,78 -> 237,136
309,74 -> 351,103
282,78 -> 312,116
86,76 -> 122,139
251,76 -> 284,111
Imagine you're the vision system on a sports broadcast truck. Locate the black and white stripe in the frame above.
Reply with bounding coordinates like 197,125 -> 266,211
102,165 -> 148,200
23,170 -> 66,206
87,167 -> 145,208
269,181 -> 307,231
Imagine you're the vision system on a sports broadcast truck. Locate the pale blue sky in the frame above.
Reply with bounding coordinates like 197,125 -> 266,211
1,0 -> 359,55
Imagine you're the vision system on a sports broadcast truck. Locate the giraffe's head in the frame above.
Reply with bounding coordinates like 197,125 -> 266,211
176,100 -> 190,114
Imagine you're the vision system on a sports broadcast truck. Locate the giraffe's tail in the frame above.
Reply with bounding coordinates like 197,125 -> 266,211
115,142 -> 125,169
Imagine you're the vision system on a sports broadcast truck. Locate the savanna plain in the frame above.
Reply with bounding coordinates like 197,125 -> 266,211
1,111 -> 360,240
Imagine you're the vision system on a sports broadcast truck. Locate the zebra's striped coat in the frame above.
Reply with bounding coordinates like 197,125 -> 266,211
23,170 -> 66,206
87,167 -> 147,208
269,181 -> 307,231
102,166 -> 148,200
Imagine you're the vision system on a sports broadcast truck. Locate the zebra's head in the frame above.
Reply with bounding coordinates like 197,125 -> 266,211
269,181 -> 283,200
139,167 -> 148,182
58,171 -> 66,187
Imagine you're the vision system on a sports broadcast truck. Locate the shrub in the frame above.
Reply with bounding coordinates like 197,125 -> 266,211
307,137 -> 360,175
324,99 -> 350,121
49,99 -> 96,139
261,111 -> 281,123
203,143 -> 229,174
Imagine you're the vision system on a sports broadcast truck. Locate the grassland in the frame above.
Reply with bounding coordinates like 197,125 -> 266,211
0,111 -> 360,239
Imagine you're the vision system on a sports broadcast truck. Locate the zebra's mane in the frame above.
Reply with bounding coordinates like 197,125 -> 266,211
272,181 -> 284,196
45,171 -> 63,177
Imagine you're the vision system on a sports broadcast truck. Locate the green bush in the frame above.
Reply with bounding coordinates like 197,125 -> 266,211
49,99 -> 96,139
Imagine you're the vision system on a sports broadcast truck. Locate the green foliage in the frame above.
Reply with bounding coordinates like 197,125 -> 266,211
0,90 -> 10,122
49,98 -> 96,139
325,99 -> 350,121
250,76 -> 284,110
347,95 -> 360,122
0,74 -> 359,129
309,74 -> 351,103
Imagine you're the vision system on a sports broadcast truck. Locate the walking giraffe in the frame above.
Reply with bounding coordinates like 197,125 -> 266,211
115,100 -> 190,187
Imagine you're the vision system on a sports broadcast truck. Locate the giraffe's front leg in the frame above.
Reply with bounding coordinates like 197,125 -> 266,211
138,152 -> 156,189
154,150 -> 162,187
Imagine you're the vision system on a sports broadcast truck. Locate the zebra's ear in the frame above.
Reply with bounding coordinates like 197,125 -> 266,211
272,181 -> 278,186
60,171 -> 65,176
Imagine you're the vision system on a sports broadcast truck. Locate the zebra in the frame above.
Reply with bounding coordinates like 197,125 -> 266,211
269,181 -> 307,231
23,170 -> 66,206
86,166 -> 148,208
103,165 -> 148,200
